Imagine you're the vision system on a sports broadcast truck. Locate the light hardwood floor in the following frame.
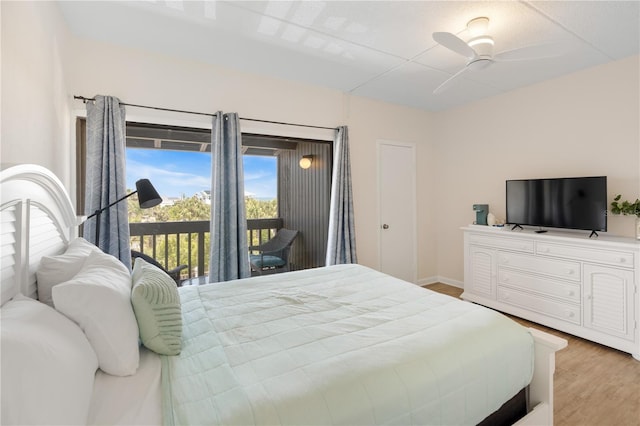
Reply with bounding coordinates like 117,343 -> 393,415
424,283 -> 640,426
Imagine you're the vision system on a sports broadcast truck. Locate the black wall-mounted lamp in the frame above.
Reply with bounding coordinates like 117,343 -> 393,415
86,179 -> 162,245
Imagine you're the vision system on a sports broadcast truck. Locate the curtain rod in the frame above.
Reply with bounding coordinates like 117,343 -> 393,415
73,95 -> 337,131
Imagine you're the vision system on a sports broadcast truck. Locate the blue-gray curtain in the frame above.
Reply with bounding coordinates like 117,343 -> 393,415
84,95 -> 131,268
326,126 -> 357,265
209,112 -> 250,282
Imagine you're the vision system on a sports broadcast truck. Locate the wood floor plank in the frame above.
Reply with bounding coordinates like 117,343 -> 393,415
424,283 -> 640,426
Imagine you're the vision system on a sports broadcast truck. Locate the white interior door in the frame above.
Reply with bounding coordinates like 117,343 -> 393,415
378,141 -> 417,283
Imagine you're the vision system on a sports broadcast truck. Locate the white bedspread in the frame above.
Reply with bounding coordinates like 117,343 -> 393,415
162,264 -> 533,425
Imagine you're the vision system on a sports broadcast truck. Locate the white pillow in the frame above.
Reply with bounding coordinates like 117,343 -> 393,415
1,294 -> 98,425
36,237 -> 100,307
53,250 -> 140,376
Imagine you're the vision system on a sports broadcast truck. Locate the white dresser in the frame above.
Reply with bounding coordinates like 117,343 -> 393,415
462,225 -> 640,360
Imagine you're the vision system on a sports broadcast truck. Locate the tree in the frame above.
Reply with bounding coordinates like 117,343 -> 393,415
129,194 -> 277,222
245,196 -> 277,219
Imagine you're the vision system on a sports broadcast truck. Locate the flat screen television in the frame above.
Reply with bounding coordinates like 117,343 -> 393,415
506,176 -> 607,234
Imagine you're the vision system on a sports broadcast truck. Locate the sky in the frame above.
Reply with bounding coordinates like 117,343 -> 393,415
126,148 -> 277,200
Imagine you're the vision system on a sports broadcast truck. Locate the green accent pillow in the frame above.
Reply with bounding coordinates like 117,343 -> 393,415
131,257 -> 182,355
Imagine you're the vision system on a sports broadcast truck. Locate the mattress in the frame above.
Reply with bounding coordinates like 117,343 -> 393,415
162,264 -> 534,425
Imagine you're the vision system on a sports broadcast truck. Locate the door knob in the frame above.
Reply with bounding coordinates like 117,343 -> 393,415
382,224 -> 389,229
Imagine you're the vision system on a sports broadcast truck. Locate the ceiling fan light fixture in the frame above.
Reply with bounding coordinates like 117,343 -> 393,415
467,16 -> 490,37
468,36 -> 494,48
433,14 -> 563,94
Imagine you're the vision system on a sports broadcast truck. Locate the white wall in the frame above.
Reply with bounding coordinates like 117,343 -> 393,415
433,55 -> 640,284
345,96 -> 436,283
0,1 -> 72,188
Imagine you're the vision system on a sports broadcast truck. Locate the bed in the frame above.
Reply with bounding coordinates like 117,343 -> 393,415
0,164 -> 567,425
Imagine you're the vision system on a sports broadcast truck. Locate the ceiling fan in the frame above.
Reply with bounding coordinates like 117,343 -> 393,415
432,17 -> 562,94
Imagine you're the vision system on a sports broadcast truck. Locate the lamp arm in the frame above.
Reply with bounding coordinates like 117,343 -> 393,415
86,190 -> 138,220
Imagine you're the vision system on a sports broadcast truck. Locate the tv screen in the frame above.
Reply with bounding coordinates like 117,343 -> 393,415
506,176 -> 607,232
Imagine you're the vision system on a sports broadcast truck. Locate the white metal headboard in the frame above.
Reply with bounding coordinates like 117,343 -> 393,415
0,164 -> 79,304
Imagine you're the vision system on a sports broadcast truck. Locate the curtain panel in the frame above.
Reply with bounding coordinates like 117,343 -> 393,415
83,95 -> 131,268
326,126 -> 357,265
209,112 -> 251,282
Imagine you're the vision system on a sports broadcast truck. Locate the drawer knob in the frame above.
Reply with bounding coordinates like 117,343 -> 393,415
568,290 -> 575,297
566,269 -> 575,275
565,310 -> 575,318
620,258 -> 627,263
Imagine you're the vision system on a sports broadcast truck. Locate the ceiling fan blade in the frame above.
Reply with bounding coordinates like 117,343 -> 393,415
433,66 -> 469,95
494,43 -> 564,62
433,32 -> 477,59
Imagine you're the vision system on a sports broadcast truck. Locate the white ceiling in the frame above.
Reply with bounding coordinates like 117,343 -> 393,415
57,1 -> 640,112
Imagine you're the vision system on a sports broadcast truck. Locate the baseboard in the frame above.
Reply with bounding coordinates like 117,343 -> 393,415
418,276 -> 463,289
417,276 -> 438,286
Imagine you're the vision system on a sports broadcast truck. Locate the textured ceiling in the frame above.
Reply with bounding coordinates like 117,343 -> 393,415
57,1 -> 640,111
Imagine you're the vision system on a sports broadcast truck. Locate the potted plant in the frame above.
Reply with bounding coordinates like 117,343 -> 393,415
610,194 -> 640,239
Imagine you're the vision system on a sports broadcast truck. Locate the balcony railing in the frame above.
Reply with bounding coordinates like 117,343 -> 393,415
129,218 -> 283,281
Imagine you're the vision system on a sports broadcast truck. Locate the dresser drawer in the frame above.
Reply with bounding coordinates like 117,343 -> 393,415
498,251 -> 581,281
468,234 -> 534,253
498,287 -> 581,325
536,242 -> 634,268
498,269 -> 581,302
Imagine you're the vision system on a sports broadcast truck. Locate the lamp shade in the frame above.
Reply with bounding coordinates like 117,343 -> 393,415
299,155 -> 313,169
135,179 -> 162,208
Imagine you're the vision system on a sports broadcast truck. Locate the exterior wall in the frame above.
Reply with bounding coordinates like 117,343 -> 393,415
278,140 -> 332,270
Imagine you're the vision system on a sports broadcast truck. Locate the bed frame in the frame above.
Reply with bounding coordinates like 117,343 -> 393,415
0,164 -> 567,425
1,164 -> 80,305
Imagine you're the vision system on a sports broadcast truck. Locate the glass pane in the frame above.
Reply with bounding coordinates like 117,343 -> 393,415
126,147 -> 212,279
126,148 -> 212,222
243,155 -> 277,219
